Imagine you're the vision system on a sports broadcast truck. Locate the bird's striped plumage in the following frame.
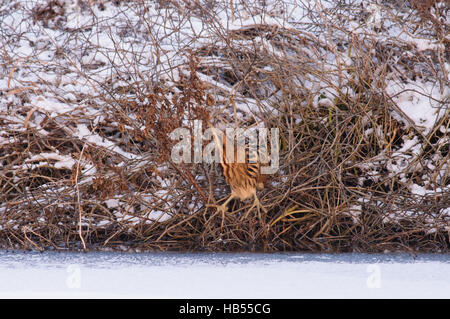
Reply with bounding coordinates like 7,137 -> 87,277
208,123 -> 267,214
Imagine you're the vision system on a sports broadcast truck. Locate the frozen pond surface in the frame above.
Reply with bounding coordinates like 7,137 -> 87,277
0,251 -> 449,298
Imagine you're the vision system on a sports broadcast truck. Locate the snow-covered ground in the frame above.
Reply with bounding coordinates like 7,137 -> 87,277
0,252 -> 449,298
0,0 -> 448,252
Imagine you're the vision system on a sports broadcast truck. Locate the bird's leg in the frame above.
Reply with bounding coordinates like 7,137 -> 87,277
207,193 -> 236,213
217,194 -> 236,213
242,193 -> 267,219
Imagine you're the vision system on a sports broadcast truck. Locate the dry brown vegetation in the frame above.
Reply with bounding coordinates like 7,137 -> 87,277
0,0 -> 448,252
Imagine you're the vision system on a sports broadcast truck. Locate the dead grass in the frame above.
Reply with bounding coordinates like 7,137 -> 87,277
0,0 -> 448,252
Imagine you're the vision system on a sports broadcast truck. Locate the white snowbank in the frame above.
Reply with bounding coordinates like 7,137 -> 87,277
0,252 -> 449,299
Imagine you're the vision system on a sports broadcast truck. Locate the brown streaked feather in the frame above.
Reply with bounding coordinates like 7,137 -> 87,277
208,122 -> 266,201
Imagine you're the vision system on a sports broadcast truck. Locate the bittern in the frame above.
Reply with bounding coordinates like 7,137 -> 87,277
208,123 -> 267,217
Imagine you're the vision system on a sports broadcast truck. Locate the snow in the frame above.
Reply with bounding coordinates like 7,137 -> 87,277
33,97 -> 74,115
386,80 -> 447,135
26,152 -> 76,169
104,198 -> 120,209
227,14 -> 291,30
0,252 -> 449,299
75,124 -> 138,160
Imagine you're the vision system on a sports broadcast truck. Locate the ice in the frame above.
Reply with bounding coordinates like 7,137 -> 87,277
0,252 -> 449,298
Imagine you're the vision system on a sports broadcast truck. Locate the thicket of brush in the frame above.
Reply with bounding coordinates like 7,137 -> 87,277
0,0 -> 448,252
